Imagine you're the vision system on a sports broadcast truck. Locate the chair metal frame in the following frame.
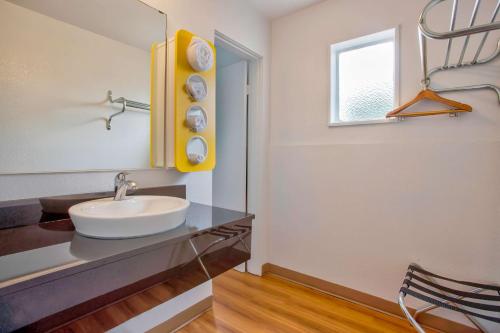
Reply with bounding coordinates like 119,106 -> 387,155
398,263 -> 499,333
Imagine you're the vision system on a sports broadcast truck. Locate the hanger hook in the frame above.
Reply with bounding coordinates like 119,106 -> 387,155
421,77 -> 430,90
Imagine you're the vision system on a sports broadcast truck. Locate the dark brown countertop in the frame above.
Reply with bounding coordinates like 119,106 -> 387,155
0,202 -> 254,297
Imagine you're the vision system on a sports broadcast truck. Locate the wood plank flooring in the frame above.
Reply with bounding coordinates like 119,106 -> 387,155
177,269 -> 437,333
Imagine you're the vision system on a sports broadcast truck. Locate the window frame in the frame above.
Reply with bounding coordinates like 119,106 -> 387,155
329,27 -> 400,127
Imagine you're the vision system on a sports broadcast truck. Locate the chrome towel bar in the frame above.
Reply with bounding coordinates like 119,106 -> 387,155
106,90 -> 150,130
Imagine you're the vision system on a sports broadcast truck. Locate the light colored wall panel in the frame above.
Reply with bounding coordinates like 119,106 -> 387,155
269,0 -> 500,328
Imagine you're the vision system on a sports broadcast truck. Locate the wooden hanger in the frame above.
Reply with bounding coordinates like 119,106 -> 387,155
386,89 -> 472,118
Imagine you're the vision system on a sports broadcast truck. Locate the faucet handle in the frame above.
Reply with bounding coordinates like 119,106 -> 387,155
126,181 -> 138,194
114,171 -> 130,191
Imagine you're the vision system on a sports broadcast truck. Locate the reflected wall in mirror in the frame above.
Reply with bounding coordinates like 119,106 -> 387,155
0,0 -> 167,173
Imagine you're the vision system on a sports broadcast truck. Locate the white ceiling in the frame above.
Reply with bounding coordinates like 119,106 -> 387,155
247,0 -> 324,19
9,0 -> 165,51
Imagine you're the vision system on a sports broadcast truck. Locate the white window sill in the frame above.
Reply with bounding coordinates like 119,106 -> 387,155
329,118 -> 398,127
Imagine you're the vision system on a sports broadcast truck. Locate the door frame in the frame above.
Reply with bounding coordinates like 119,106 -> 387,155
214,31 -> 266,275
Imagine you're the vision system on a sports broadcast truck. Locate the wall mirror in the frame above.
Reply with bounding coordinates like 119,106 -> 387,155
0,0 -> 167,174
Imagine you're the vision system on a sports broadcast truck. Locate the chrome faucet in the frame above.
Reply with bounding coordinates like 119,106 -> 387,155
114,172 -> 137,201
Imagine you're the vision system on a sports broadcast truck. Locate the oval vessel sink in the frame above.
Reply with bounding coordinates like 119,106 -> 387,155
68,196 -> 190,239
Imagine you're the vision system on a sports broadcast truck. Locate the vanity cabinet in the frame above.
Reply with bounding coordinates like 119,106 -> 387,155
0,187 -> 253,333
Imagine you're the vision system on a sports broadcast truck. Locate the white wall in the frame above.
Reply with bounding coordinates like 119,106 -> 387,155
269,0 -> 499,326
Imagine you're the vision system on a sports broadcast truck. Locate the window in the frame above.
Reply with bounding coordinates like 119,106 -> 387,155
330,28 -> 398,126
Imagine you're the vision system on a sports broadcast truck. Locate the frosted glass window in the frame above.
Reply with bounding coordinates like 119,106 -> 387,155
330,29 -> 398,125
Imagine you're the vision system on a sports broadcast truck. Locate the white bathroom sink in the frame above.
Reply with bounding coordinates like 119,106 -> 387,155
68,196 -> 190,239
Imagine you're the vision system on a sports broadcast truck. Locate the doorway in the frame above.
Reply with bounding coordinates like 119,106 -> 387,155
213,40 -> 249,212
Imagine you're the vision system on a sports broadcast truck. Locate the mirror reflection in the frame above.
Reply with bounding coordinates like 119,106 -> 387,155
0,0 -> 167,173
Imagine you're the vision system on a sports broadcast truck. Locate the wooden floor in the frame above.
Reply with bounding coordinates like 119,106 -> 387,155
178,269 -> 436,333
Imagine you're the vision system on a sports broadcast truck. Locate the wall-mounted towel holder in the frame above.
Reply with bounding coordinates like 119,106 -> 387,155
418,0 -> 500,102
106,90 -> 150,130
387,0 -> 499,119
